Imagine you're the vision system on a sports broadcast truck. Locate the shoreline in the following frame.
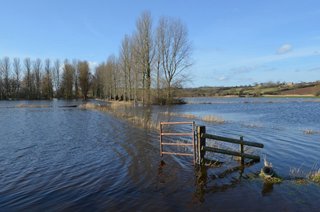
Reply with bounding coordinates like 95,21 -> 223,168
181,95 -> 319,98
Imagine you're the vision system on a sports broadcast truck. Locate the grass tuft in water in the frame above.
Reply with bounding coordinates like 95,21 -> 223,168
309,169 -> 320,183
79,102 -> 97,109
202,115 -> 225,124
161,112 -> 197,119
16,104 -> 50,108
303,129 -> 319,135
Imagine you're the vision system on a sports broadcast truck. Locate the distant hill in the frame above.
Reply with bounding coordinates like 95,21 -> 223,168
175,81 -> 320,97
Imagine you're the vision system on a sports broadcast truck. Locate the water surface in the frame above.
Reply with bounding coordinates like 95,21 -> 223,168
0,98 -> 320,211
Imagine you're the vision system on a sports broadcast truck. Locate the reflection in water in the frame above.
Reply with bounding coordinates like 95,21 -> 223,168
193,160 -> 264,203
158,160 -> 166,184
262,183 -> 274,196
193,165 -> 207,203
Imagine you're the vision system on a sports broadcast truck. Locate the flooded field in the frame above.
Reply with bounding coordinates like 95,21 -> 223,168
0,98 -> 320,211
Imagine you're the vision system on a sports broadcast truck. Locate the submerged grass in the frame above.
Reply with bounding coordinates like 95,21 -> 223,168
201,115 -> 225,124
309,169 -> 320,183
160,112 -> 197,119
78,102 -> 98,109
303,129 -> 319,135
81,101 -> 160,130
16,104 -> 50,108
160,112 -> 226,124
260,175 -> 283,184
288,164 -> 320,185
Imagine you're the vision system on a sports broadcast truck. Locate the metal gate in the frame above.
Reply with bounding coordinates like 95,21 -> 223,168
159,121 -> 196,164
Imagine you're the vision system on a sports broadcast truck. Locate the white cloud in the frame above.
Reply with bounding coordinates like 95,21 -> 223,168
218,76 -> 228,81
277,44 -> 293,54
240,46 -> 319,66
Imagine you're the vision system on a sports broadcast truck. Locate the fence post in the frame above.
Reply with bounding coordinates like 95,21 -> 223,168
160,123 -> 163,157
240,136 -> 244,165
197,126 -> 206,165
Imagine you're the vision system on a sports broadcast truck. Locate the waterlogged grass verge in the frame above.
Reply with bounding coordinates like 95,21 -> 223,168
16,104 -> 51,108
289,166 -> 320,185
309,170 -> 320,183
201,115 -> 225,124
259,172 -> 283,184
160,111 -> 197,119
80,101 -> 160,130
78,102 -> 98,109
160,112 -> 226,124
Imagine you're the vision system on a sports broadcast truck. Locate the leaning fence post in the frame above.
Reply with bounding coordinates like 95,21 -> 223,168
240,136 -> 244,165
197,126 -> 206,165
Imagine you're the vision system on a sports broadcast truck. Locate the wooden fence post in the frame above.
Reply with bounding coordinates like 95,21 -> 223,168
197,126 -> 206,165
160,123 -> 163,157
240,136 -> 244,165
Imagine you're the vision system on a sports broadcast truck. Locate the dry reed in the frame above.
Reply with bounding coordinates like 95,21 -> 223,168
160,111 -> 197,119
16,104 -> 50,108
309,169 -> 320,183
303,129 -> 319,135
201,115 -> 225,124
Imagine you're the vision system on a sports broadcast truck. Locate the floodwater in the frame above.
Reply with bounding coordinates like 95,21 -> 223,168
0,98 -> 320,211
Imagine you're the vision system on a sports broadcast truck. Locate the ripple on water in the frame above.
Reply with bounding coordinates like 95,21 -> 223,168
1,99 -> 320,211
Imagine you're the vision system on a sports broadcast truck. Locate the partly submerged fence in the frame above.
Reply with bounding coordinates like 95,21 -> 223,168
159,122 -> 264,165
196,125 -> 264,165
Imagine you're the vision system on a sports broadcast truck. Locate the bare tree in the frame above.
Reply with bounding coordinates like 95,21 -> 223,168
13,58 -> 21,99
94,63 -> 106,99
42,59 -> 53,99
78,61 -> 91,100
23,58 -> 33,99
53,59 -> 61,98
0,57 -> 11,99
120,34 -> 135,101
0,57 -> 9,99
33,58 -> 42,99
134,11 -> 154,104
61,60 -> 75,99
156,17 -> 192,103
73,60 -> 79,99
105,55 -> 118,99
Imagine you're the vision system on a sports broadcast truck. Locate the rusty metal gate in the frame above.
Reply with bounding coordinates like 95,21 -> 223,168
159,121 -> 196,164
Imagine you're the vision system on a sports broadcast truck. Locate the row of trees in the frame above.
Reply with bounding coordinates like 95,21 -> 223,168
92,11 -> 192,104
0,11 -> 192,104
0,57 -> 91,100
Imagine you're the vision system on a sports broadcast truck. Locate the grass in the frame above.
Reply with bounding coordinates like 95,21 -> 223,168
109,101 -> 134,108
16,104 -> 51,108
303,129 -> 319,135
81,101 -> 160,130
79,102 -> 98,109
262,176 -> 283,184
289,167 -> 305,178
160,111 -> 197,119
309,169 -> 320,183
160,112 -> 226,124
288,165 -> 320,185
201,115 -> 225,124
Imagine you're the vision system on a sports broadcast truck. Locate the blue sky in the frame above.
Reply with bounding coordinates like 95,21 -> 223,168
0,0 -> 319,87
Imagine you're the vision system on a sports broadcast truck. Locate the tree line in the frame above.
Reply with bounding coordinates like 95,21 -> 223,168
0,57 -> 91,100
0,11 -> 192,104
